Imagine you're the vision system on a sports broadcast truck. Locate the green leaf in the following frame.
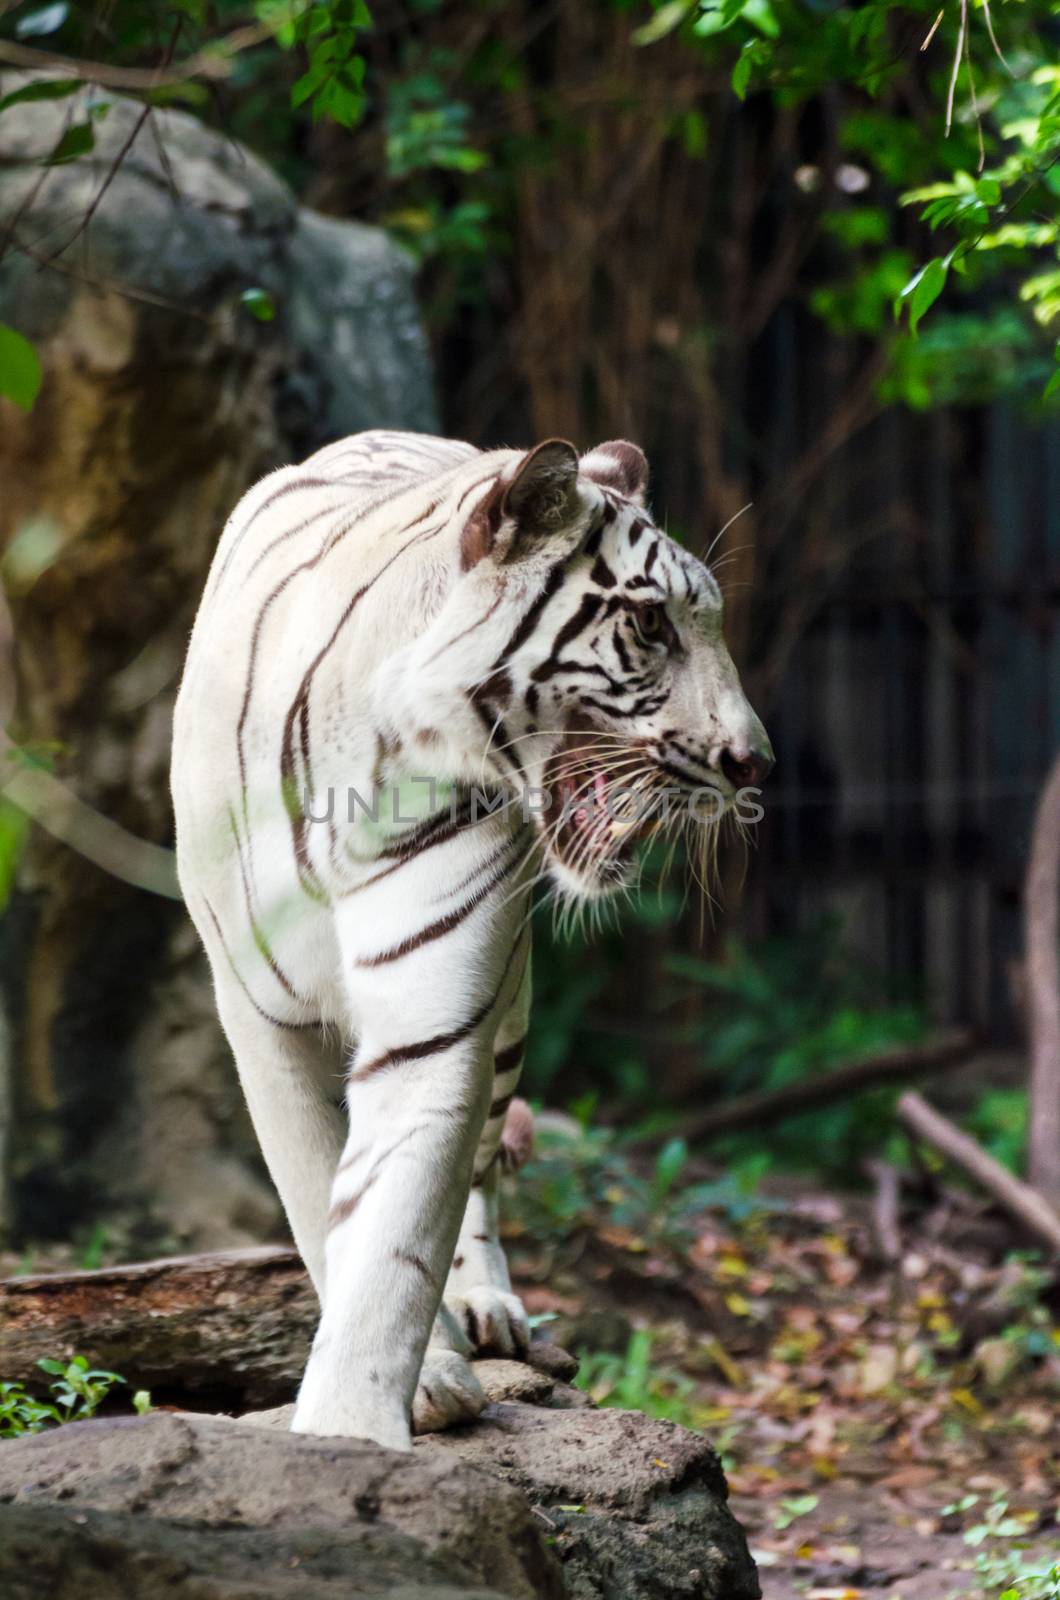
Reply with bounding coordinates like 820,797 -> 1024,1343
900,182 -> 962,205
742,0 -> 778,38
44,121 -> 94,165
14,1 -> 69,37
654,1136 -> 689,1201
0,78 -> 79,113
291,64 -> 327,109
35,1358 -> 67,1376
1044,368 -> 1060,399
240,287 -> 276,323
313,75 -> 363,128
732,45 -> 755,100
632,0 -> 695,46
774,1492 -> 819,1529
0,324 -> 42,411
896,257 -> 948,335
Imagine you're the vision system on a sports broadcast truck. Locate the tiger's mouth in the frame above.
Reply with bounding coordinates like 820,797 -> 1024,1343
540,725 -> 659,890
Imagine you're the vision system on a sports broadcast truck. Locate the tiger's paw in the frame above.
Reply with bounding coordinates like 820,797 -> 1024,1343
412,1349 -> 486,1435
446,1286 -> 531,1359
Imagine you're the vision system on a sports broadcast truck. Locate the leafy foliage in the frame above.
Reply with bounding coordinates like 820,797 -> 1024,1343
632,0 -> 1060,403
510,1116 -> 781,1257
2,0 -> 1060,410
0,323 -> 41,411
277,0 -> 372,128
0,1355 -> 141,1439
943,1494 -> 1060,1600
574,1328 -> 706,1427
529,912 -> 924,1178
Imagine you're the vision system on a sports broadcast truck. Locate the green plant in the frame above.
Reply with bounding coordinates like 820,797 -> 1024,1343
990,1254 -> 1060,1366
943,1493 -> 1060,1600
3,0 -> 1060,415
77,1221 -> 111,1271
529,908 -> 924,1179
574,1329 -> 703,1427
509,1119 -> 781,1255
662,925 -> 925,1176
35,1356 -> 125,1420
0,1355 -> 140,1439
0,1381 -> 63,1437
967,1089 -> 1029,1175
992,1566 -> 1060,1600
772,1493 -> 819,1531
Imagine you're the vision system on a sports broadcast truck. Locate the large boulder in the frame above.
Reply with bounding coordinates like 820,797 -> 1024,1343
0,1395 -> 761,1600
420,1399 -> 760,1600
0,82 -> 436,1248
0,1412 -> 557,1599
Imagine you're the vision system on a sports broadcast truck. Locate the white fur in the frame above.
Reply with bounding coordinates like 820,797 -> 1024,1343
171,429 -> 768,1448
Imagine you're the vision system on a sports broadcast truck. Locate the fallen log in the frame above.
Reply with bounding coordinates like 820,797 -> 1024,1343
0,1246 -> 579,1409
634,1029 -> 974,1150
897,1091 -> 1060,1257
0,1246 -> 316,1407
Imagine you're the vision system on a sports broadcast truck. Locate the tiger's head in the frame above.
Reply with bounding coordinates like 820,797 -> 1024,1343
404,437 -> 773,900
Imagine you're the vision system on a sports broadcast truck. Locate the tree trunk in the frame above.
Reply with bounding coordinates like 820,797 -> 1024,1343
1025,751 -> 1060,1206
0,86 -> 436,1249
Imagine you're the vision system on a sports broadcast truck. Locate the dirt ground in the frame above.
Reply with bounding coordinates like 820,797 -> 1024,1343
509,1175 -> 1060,1600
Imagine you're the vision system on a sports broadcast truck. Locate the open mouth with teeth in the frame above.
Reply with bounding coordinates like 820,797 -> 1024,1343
540,725 -> 660,890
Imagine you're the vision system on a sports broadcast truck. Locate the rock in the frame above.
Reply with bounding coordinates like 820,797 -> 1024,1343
470,1357 -> 583,1408
0,83 -> 437,436
523,1339 -> 581,1382
229,1360 -> 759,1599
0,1505 -> 511,1599
285,209 -> 437,454
420,1400 -> 762,1600
0,1392 -> 760,1600
0,80 -> 436,1247
0,1412 -> 562,1600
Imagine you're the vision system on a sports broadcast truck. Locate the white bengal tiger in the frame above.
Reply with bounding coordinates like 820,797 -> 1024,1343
171,430 -> 772,1449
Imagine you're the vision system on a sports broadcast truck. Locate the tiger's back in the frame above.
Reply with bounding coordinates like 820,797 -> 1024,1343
174,428 -> 501,1025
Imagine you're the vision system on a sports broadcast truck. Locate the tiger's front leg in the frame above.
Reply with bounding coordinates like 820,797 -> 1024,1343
291,1028 -> 493,1448
441,964 -> 532,1360
292,919 -> 529,1449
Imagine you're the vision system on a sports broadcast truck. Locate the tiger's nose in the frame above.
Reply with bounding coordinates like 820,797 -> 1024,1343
720,742 -> 774,789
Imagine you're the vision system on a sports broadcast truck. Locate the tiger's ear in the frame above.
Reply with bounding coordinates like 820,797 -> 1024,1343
579,440 -> 649,506
462,439 -> 581,568
503,438 -> 581,532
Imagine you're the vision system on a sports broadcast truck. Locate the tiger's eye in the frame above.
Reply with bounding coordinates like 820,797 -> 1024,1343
637,605 -> 662,640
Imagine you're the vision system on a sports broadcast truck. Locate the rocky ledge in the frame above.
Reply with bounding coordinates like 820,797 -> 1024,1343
0,1355 -> 760,1600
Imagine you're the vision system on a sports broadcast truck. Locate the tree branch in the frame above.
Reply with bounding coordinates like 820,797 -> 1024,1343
0,23 -> 270,92
898,1090 -> 1060,1255
631,1029 -> 974,1149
